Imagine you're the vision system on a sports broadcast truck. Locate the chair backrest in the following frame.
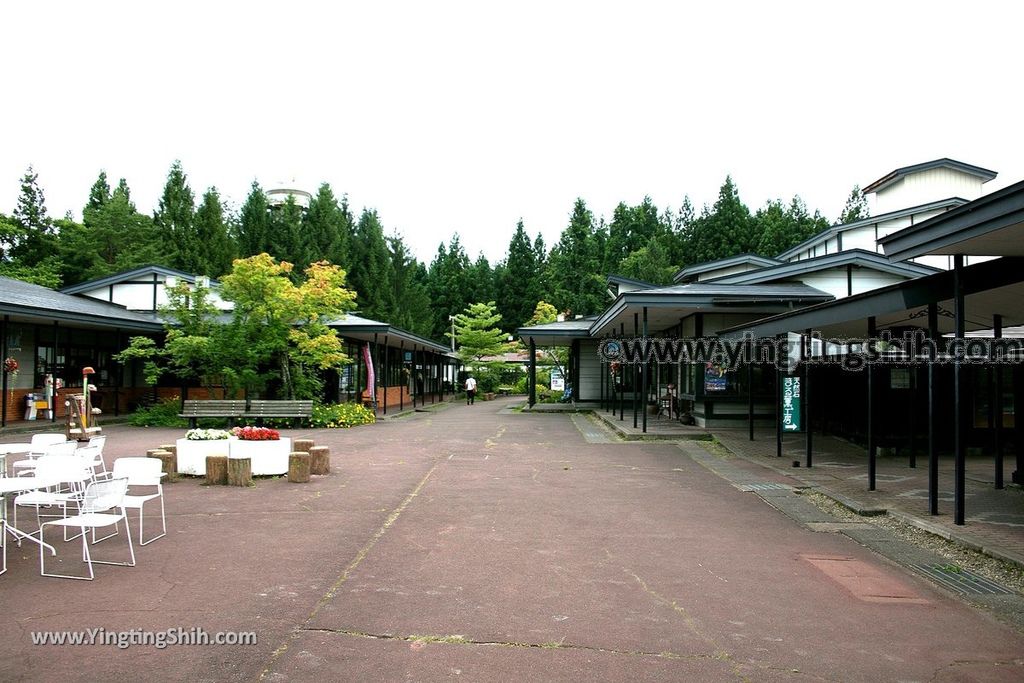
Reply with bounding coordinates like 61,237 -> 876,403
80,477 -> 128,514
88,435 -> 106,453
31,454 -> 92,488
45,441 -> 79,457
111,457 -> 163,485
30,433 -> 67,448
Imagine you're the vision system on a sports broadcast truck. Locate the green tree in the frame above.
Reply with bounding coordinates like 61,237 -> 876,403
5,166 -> 62,286
427,235 -> 473,338
304,183 -> 352,269
618,235 -> 676,285
603,197 -> 663,275
86,171 -> 111,212
237,181 -> 271,257
755,196 -> 830,257
452,301 -> 513,366
268,194 -> 308,269
193,187 -> 236,277
546,199 -> 607,317
154,160 -> 198,272
387,234 -> 433,337
838,184 -> 870,224
347,208 -> 396,321
498,220 -> 541,330
686,176 -> 758,264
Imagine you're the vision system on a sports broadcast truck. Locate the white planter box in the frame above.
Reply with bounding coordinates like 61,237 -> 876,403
229,437 -> 291,476
176,437 -> 235,475
175,437 -> 292,476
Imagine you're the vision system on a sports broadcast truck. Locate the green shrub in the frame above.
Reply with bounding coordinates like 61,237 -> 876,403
128,396 -> 187,427
310,402 -> 376,428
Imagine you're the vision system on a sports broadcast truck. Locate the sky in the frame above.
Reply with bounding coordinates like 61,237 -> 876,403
2,1 -> 1022,265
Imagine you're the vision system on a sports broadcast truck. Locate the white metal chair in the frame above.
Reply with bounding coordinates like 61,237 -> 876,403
13,454 -> 92,540
40,477 -> 135,580
111,457 -> 166,545
85,435 -> 109,479
76,444 -> 108,483
11,435 -> 72,473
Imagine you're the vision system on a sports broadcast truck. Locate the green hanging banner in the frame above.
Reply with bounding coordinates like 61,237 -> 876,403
781,375 -> 802,433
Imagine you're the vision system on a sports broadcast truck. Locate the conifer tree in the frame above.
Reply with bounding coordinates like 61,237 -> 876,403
194,187 -> 236,276
304,183 -> 351,268
267,194 -> 307,270
838,184 -> 870,224
238,181 -> 271,257
154,160 -> 198,271
546,199 -> 607,317
499,220 -> 541,330
347,209 -> 396,321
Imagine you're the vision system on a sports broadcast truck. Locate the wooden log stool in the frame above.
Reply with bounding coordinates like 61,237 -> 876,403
288,451 -> 311,483
293,439 -> 315,454
227,457 -> 252,487
147,448 -> 178,482
159,444 -> 177,457
309,446 -> 331,475
205,455 -> 228,485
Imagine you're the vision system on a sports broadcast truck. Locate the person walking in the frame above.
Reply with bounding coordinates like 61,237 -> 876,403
465,374 -> 477,405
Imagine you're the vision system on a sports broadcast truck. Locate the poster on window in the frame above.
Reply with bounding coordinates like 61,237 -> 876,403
704,363 -> 728,392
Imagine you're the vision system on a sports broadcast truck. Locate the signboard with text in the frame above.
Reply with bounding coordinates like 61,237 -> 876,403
781,375 -> 802,432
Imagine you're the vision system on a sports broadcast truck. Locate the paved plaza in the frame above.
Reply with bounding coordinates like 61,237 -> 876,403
2,399 -> 1024,681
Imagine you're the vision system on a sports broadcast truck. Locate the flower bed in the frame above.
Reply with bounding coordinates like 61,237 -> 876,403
176,431 -> 291,476
176,436 -> 236,475
186,428 -> 232,440
231,426 -> 280,441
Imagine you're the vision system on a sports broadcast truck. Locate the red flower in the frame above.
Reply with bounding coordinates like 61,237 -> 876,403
231,426 -> 280,441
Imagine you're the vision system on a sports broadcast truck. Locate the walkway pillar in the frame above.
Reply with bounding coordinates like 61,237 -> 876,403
642,307 -> 648,434
993,314 -> 1004,489
953,255 -> 966,525
399,341 -> 405,412
1,314 -> 7,427
747,350 -> 754,442
805,329 -> 813,468
383,335 -> 389,415
528,337 -> 536,407
632,313 -> 639,429
867,316 -> 877,491
776,334 -> 782,458
928,302 -> 939,515
620,323 -> 625,422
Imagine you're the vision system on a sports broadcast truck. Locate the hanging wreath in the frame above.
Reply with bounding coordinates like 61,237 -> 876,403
3,357 -> 17,374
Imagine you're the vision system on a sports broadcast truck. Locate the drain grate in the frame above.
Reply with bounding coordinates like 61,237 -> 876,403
911,563 -> 1014,595
736,482 -> 794,492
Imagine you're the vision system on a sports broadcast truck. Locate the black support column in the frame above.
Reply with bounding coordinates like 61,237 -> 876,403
805,329 -> 813,469
953,255 -> 966,525
642,307 -> 648,434
993,315 -> 1004,489
928,303 -> 939,515
528,337 -> 536,407
867,316 -> 877,491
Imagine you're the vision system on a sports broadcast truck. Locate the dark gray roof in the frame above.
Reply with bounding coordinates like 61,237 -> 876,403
672,254 -> 781,283
717,256 -> 1024,339
325,313 -> 450,353
706,249 -> 939,285
863,158 -> 997,195
879,178 -> 1024,261
60,265 -> 218,295
607,274 -> 657,289
0,276 -> 163,331
775,197 -> 967,261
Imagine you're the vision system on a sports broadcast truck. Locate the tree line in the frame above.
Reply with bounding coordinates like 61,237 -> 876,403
0,162 -> 870,341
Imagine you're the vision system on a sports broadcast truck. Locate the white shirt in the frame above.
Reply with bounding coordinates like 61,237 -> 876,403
465,377 -> 477,391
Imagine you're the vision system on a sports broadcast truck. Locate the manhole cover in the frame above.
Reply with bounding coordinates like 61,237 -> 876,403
911,564 -> 1014,595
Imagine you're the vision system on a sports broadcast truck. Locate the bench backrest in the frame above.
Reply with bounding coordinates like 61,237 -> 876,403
246,399 -> 313,416
180,399 -> 247,416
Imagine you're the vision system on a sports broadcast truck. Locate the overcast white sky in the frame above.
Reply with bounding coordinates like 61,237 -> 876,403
2,1 -> 1022,265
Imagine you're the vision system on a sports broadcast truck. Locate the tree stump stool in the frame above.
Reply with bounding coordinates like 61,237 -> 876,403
227,457 -> 252,487
309,446 -> 331,475
293,439 -> 315,454
147,449 -> 178,482
159,444 -> 177,457
288,452 -> 311,483
205,455 -> 228,485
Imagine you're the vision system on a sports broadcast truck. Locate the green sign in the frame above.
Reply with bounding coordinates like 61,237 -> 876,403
781,375 -> 802,432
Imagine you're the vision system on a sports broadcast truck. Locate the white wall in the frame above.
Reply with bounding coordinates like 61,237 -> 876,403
874,167 -> 985,214
695,262 -> 765,281
80,280 -> 232,312
578,339 -> 601,401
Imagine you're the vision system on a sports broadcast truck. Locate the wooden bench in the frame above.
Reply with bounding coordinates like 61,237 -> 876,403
246,399 -> 313,427
179,399 -> 247,428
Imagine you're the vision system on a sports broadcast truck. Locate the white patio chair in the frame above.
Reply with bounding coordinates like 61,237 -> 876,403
11,435 -> 72,473
40,477 -> 135,580
111,457 -> 166,545
13,454 -> 92,540
76,444 -> 108,483
86,435 -> 109,479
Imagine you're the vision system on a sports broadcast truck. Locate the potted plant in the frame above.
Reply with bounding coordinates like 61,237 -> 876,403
176,428 -> 235,475
228,426 -> 291,476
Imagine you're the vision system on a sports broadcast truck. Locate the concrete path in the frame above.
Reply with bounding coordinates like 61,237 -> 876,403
2,400 -> 1023,682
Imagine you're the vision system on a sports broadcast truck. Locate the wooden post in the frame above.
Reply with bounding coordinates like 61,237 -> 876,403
205,455 -> 228,485
293,438 -> 315,453
309,446 -> 330,475
288,452 -> 311,482
227,457 -> 252,487
159,444 -> 177,458
147,449 -> 177,482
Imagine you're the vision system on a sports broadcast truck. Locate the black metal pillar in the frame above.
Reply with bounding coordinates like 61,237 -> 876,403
619,323 -> 625,422
867,316 -> 877,491
642,307 -> 648,434
928,302 -> 939,515
372,333 -> 380,415
528,337 -> 536,407
355,339 -> 363,406
993,315 -> 1003,489
805,329 -> 812,468
747,352 -> 754,441
1,314 -> 7,427
399,340 -> 405,412
953,255 -> 966,525
632,313 -> 639,429
908,363 -> 917,468
53,320 -> 59,422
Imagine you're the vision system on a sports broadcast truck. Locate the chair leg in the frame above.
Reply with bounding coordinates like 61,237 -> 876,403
1,520 -> 7,576
137,497 -> 167,546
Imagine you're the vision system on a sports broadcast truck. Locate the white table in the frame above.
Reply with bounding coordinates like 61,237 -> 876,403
0,476 -> 58,555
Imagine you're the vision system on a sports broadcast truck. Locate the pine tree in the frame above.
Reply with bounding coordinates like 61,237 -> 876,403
427,235 -> 473,338
838,184 -> 870,224
686,176 -> 757,264
154,160 -> 198,271
499,220 -> 541,330
86,171 -> 111,212
387,233 -> 433,337
469,252 -> 495,304
238,181 -> 271,257
347,209 -> 396,321
7,166 -> 62,285
268,194 -> 307,269
194,187 -> 236,277
546,199 -> 607,317
304,183 -> 351,268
